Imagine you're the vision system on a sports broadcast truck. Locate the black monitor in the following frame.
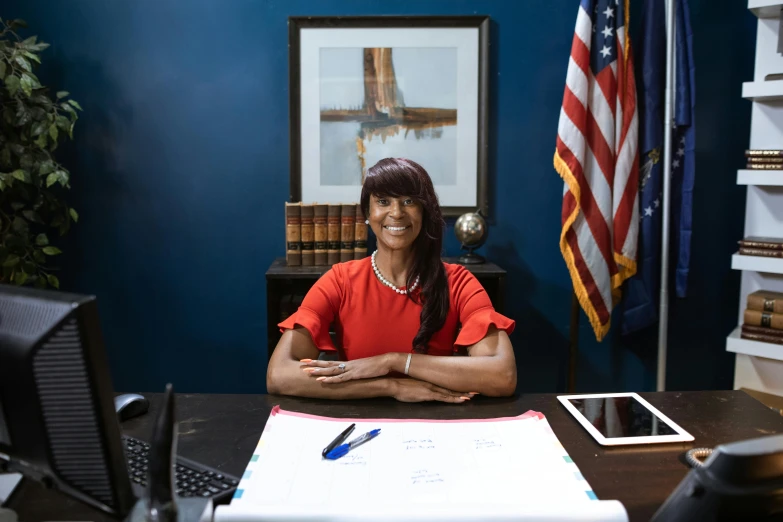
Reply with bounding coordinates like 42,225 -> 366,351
0,283 -> 135,517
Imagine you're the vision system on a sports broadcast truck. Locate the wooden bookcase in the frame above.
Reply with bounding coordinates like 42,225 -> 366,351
265,257 -> 507,359
726,1 -> 783,396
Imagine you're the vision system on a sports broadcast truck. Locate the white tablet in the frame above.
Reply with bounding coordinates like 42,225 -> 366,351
557,392 -> 694,446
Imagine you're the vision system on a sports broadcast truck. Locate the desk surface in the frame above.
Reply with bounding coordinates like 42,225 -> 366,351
8,390 -> 783,521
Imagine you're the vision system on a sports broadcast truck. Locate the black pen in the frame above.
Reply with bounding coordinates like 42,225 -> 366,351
322,423 -> 355,458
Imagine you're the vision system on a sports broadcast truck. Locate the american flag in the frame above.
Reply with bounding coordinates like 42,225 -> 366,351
554,0 -> 639,341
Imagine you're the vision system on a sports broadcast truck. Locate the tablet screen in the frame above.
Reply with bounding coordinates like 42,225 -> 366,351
565,396 -> 677,438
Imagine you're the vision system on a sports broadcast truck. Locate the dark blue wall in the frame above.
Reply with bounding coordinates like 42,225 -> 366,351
3,0 -> 755,394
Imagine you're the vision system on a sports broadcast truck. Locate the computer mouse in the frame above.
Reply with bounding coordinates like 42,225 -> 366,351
114,393 -> 150,422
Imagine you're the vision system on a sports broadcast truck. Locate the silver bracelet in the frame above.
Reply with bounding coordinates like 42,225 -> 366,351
404,353 -> 412,375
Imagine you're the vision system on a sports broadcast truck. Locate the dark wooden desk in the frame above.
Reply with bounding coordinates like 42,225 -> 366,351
266,257 -> 507,359
8,390 -> 783,521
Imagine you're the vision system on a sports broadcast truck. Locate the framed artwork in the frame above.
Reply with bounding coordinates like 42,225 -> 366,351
288,16 -> 489,217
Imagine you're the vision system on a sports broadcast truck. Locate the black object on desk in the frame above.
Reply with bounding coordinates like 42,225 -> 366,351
265,257 -> 507,358
321,423 -> 355,458
0,284 -> 238,520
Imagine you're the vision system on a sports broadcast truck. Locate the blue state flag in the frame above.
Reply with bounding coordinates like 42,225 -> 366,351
621,0 -> 695,335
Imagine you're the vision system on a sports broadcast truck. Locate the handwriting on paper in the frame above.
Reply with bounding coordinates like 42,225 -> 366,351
335,453 -> 366,466
411,469 -> 444,485
403,438 -> 435,450
474,438 -> 501,449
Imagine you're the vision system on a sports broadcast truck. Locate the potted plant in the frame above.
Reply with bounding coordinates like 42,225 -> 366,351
0,17 -> 81,289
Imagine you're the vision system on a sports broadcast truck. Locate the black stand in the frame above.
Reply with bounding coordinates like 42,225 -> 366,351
457,246 -> 485,265
124,384 -> 210,522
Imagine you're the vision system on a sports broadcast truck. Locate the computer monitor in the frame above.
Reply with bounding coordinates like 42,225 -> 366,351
0,283 -> 135,517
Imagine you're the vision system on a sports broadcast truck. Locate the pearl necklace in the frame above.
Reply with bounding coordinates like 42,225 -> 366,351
371,250 -> 420,294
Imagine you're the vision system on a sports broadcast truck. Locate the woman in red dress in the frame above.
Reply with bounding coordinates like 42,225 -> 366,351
267,158 -> 516,402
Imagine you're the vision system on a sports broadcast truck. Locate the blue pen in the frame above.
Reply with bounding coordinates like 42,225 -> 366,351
324,429 -> 381,460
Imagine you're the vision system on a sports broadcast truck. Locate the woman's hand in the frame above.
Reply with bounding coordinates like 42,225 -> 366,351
300,354 -> 399,383
389,378 -> 474,403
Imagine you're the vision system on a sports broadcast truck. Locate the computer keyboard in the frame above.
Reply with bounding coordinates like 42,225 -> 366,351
122,435 -> 239,503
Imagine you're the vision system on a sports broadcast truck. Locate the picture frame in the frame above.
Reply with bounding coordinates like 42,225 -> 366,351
288,15 -> 490,217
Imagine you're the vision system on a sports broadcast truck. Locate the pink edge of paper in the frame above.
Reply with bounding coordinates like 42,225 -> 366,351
268,406 -> 546,424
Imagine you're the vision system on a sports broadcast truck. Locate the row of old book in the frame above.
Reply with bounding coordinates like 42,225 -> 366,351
745,149 -> 783,170
741,290 -> 783,345
738,236 -> 783,258
285,202 -> 368,266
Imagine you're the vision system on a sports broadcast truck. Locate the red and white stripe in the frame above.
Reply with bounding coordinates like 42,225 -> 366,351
554,0 -> 639,341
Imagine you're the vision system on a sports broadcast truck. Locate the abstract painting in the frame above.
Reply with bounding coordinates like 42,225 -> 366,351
289,16 -> 489,216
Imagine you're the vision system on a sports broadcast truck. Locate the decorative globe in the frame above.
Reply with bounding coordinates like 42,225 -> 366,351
454,210 -> 487,264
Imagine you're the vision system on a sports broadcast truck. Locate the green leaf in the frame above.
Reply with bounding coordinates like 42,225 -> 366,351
55,170 -> 69,186
48,124 -> 58,141
21,36 -> 37,47
0,147 -> 9,167
42,246 -> 62,256
46,172 -> 58,187
38,162 -> 54,177
35,233 -> 48,246
14,55 -> 31,73
23,51 -> 40,64
19,74 -> 33,96
0,61 -> 6,80
33,249 -> 45,263
34,276 -> 46,289
13,271 -> 28,285
11,169 -> 30,183
12,217 -> 29,235
35,132 -> 47,149
46,274 -> 59,289
22,210 -> 43,224
10,201 -> 24,211
10,19 -> 28,29
2,255 -> 20,268
31,120 -> 47,136
69,208 -> 79,222
56,91 -> 69,99
67,99 -> 83,111
28,43 -> 49,52
5,75 -> 19,95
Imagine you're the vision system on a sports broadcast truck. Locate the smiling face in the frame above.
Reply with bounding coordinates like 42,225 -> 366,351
368,194 -> 423,252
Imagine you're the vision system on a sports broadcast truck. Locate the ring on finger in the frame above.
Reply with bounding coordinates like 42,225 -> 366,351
338,363 -> 346,372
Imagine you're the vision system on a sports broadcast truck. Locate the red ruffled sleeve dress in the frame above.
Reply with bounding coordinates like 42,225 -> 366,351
277,257 -> 515,359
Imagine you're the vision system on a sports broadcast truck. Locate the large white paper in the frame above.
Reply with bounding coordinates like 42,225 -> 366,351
213,408 -> 627,522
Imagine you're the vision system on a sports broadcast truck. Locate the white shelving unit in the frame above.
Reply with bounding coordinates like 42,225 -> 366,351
736,169 -> 783,185
728,2 -> 783,397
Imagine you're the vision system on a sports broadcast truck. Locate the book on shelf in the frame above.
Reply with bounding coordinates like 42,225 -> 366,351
327,204 -> 341,265
745,163 -> 783,170
744,309 -> 783,330
748,290 -> 783,314
746,156 -> 783,164
739,247 -> 783,258
300,203 -> 315,266
740,327 -> 783,345
354,204 -> 367,260
739,237 -> 783,250
314,204 -> 328,266
340,203 -> 356,262
745,149 -> 783,156
285,202 -> 302,266
742,323 -> 783,339
285,201 -> 369,266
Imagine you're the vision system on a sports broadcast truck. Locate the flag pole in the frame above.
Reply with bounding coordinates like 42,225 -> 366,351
657,0 -> 677,392
568,291 -> 579,392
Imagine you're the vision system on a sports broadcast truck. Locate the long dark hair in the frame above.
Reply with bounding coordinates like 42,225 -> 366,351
360,158 -> 449,354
